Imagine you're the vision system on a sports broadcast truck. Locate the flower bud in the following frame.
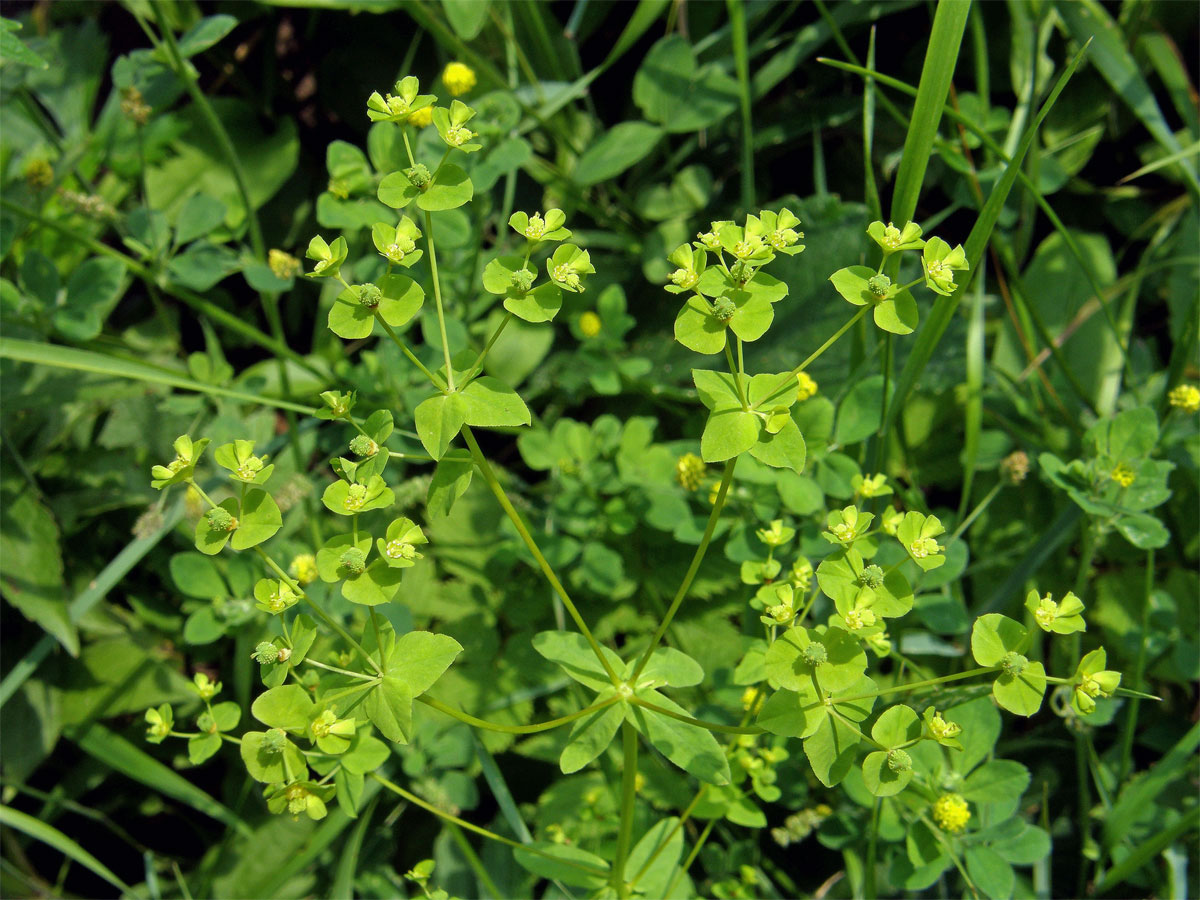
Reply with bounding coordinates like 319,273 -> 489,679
801,642 -> 828,667
579,311 -> 602,338
357,283 -> 382,309
867,274 -> 891,297
349,434 -> 378,458
269,249 -> 301,280
711,296 -> 736,321
795,371 -> 818,401
859,565 -> 885,589
886,748 -> 912,772
206,507 -> 237,532
340,547 -> 367,575
252,641 -> 280,664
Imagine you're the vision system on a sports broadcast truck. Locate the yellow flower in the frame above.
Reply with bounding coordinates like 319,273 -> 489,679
407,106 -> 434,128
290,553 -> 318,586
932,793 -> 970,833
1168,384 -> 1200,413
442,62 -> 477,96
1110,463 -> 1135,488
676,453 -> 706,491
579,310 -> 602,338
269,249 -> 301,280
740,686 -> 764,714
796,371 -> 818,401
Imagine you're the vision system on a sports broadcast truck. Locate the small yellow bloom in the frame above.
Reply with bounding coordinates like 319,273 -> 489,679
676,453 -> 707,491
442,62 -> 477,96
932,793 -> 970,833
579,310 -> 602,338
290,553 -> 319,586
269,249 -> 301,280
740,686 -> 764,714
1110,463 -> 1135,488
407,106 -> 434,128
1168,384 -> 1200,413
796,371 -> 818,401
24,158 -> 53,189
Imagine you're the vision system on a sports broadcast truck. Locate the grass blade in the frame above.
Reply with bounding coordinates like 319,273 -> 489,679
0,338 -> 314,414
331,795 -> 378,900
67,723 -> 251,836
1056,0 -> 1199,197
958,262 -> 986,519
889,0 -> 971,226
0,803 -> 134,895
883,40 -> 1092,436
473,734 -> 533,843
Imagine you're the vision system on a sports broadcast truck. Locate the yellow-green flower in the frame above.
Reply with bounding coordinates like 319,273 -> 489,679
932,793 -> 970,833
1168,384 -> 1200,413
1110,463 -> 1135,488
676,453 -> 706,491
579,311 -> 602,338
290,553 -> 319,586
442,61 -> 477,96
796,371 -> 818,401
407,106 -> 433,128
1072,648 -> 1121,715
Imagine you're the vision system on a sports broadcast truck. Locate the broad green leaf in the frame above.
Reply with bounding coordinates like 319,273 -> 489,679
426,451 -> 473,517
970,614 -> 1028,667
0,18 -> 47,68
0,488 -> 76,655
692,369 -> 743,410
385,631 -> 463,696
532,631 -> 622,692
674,295 -> 727,355
504,283 -> 562,323
573,122 -> 663,186
188,732 -> 222,765
175,14 -> 238,57
560,694 -> 622,774
328,285 -> 376,340
252,685 -> 315,732
862,749 -> 914,797
194,498 -> 239,555
990,823 -> 1051,865
992,661 -> 1046,717
55,257 -> 126,341
339,731 -> 391,775
756,687 -> 818,738
363,677 -> 412,743
635,647 -> 704,688
174,194 -> 227,245
633,35 -> 739,132
873,288 -> 919,334
418,164 -> 473,211
513,842 -> 609,889
765,626 -> 867,693
748,417 -> 805,473
230,489 -> 282,550
169,553 -> 227,600
627,689 -> 730,785
342,562 -> 403,606
414,392 -> 468,459
625,816 -> 685,899
872,704 -> 920,747
965,846 -> 1015,900
240,731 -> 307,782
962,759 -> 1031,813
700,408 -> 758,462
803,709 -> 861,787
459,376 -> 531,428
376,273 -> 425,327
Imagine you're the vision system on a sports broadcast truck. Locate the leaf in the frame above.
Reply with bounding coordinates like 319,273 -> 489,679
970,614 -> 1028,666
0,804 -> 130,894
0,488 -> 76,655
756,688 -> 818,738
230,489 -> 282,550
701,408 -> 759,462
376,273 -> 425,327
633,35 -> 739,132
872,704 -> 921,747
441,0 -> 490,38
636,647 -> 704,688
240,730 -> 307,782
573,122 -> 664,186
342,562 -> 403,606
627,689 -> 731,785
513,842 -> 609,890
418,164 -> 474,211
364,677 -> 412,744
532,631 -> 622,692
873,289 -> 919,334
674,295 -> 727,354
626,816 -> 684,899
386,631 -> 464,697
560,695 -> 622,773
188,732 -> 222,765
962,759 -> 1031,809
55,257 -> 126,341
173,194 -> 227,245
803,710 -> 861,787
748,417 -> 805,473
459,376 -> 531,428
414,392 -> 468,459
965,846 -> 1015,900
175,14 -> 238,57
0,18 -> 47,68
504,283 -> 563,323
427,451 -> 473,517
328,286 -> 376,340
252,685 -> 315,732
992,661 -> 1046,717
862,749 -> 914,797
168,241 -> 242,291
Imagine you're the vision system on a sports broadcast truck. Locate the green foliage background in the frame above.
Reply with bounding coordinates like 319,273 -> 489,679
0,1 -> 1197,898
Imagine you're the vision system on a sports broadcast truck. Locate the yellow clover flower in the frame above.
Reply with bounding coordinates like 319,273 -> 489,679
932,793 -> 970,833
442,61 -> 477,96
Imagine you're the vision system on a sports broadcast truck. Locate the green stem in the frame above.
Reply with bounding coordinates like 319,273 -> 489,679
948,481 -> 1003,544
461,425 -> 620,686
417,693 -> 620,734
663,819 -> 715,897
628,789 -> 706,890
375,316 -> 443,387
423,211 -> 456,390
301,658 -> 374,681
371,774 -> 609,878
612,722 -> 639,899
150,4 -> 263,259
830,667 -> 995,706
630,696 -> 762,735
461,312 -> 512,386
446,822 -> 503,900
631,459 -> 736,681
1118,549 -> 1154,785
724,337 -> 749,409
756,306 -> 869,408
866,799 -> 880,900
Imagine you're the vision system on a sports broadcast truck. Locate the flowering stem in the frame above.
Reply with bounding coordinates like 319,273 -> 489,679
612,722 -> 639,899
371,774 -> 610,878
948,480 -> 1003,544
461,312 -> 512,386
828,667 -> 996,707
301,658 -> 375,681
631,459 -> 736,681
756,306 -> 869,408
630,696 -> 762,735
724,337 -> 749,409
416,693 -> 620,734
423,211 -> 456,391
461,425 -> 621,686
375,316 -> 442,387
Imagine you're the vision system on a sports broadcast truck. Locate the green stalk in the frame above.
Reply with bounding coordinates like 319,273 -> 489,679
612,722 -> 639,899
724,337 -> 749,409
630,697 -> 762,735
371,774 -> 609,878
631,459 -> 736,680
423,211 -> 456,390
376,317 -> 443,387
726,0 -> 754,211
417,693 -> 620,735
756,306 -> 869,408
663,819 -> 715,897
461,312 -> 513,386
461,425 -> 620,686
446,823 -> 503,900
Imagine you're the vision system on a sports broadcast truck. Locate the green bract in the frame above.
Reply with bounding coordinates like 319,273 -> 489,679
366,75 -> 435,123
921,235 -> 969,296
432,99 -> 481,152
829,265 -> 919,335
546,244 -> 594,293
509,209 -> 570,242
1025,589 -> 1087,634
327,275 -> 424,340
321,474 -> 394,516
371,216 -> 423,267
896,510 -> 947,570
150,434 -> 210,489
214,439 -> 273,485
305,234 -> 348,279
971,614 -> 1046,716
376,516 -> 427,568
867,220 -> 924,253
